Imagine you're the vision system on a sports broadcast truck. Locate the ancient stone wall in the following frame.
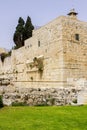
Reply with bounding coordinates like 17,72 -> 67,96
0,85 -> 78,106
0,16 -> 65,88
62,17 -> 87,88
0,13 -> 87,105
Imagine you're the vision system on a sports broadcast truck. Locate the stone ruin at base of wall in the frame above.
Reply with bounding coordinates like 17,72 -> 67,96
0,85 -> 80,106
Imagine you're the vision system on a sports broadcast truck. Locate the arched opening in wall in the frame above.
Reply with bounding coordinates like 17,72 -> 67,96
38,41 -> 40,47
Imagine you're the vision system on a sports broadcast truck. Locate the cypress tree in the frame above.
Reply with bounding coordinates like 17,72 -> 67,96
13,17 -> 25,48
23,16 -> 34,40
13,16 -> 34,48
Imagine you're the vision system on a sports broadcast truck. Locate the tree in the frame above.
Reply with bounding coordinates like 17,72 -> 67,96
13,17 -> 25,48
23,16 -> 34,40
13,16 -> 34,48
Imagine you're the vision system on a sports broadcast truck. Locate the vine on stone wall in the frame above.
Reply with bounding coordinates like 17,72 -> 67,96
33,57 -> 44,73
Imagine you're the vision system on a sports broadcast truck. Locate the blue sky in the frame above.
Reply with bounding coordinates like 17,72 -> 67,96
0,0 -> 87,49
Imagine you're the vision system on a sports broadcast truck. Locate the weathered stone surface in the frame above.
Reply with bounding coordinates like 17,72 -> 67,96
3,99 -> 12,106
1,80 -> 10,85
0,85 -> 78,106
0,10 -> 87,105
1,10 -> 87,89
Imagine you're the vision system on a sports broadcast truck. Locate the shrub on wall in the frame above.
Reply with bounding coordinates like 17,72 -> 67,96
0,53 -> 6,62
0,51 -> 12,62
0,96 -> 4,108
12,102 -> 27,106
33,57 -> 44,72
72,99 -> 77,104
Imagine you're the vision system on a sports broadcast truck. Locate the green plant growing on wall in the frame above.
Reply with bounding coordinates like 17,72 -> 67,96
0,51 -> 12,62
33,57 -> 38,66
72,99 -> 77,104
12,102 -> 27,106
37,59 -> 44,72
0,95 -> 4,108
33,57 -> 44,73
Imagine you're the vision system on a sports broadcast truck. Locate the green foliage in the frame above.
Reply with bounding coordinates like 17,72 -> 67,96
12,102 -> 27,106
23,16 -> 34,40
12,45 -> 19,50
0,53 -> 6,62
13,16 -> 34,49
0,51 -> 12,62
13,17 -> 25,48
37,59 -> 44,72
35,103 -> 48,106
0,96 -> 3,108
33,57 -> 44,72
72,99 -> 77,104
0,106 -> 87,129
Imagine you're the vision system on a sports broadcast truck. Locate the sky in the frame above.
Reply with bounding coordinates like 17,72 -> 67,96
0,0 -> 87,49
